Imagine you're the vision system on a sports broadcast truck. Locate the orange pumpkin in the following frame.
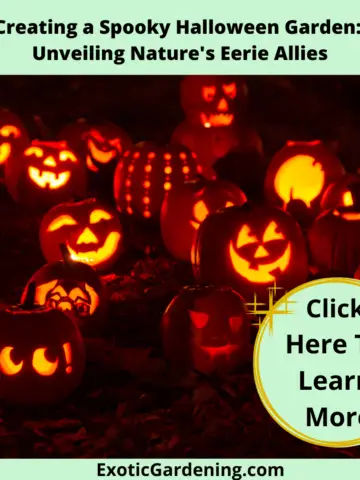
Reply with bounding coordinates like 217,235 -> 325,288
320,173 -> 360,211
0,108 -> 29,177
161,176 -> 247,262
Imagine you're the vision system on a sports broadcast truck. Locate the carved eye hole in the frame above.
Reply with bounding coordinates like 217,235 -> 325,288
236,224 -> 258,248
32,348 -> 58,376
262,221 -> 284,243
59,150 -> 77,162
193,200 -> 209,223
223,83 -> 237,99
225,201 -> 234,208
0,347 -> 23,375
89,209 -> 113,224
229,316 -> 242,333
47,215 -> 77,232
343,191 -> 354,207
25,147 -> 43,158
202,85 -> 216,102
0,125 -> 21,138
189,310 -> 209,329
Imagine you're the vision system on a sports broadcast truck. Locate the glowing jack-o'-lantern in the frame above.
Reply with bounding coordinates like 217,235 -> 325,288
0,109 -> 29,177
0,283 -> 85,405
39,198 -> 124,272
192,204 -> 308,300
264,140 -> 345,226
22,245 -> 108,336
114,142 -> 200,220
162,285 -> 251,376
5,140 -> 87,210
161,176 -> 247,262
320,173 -> 360,212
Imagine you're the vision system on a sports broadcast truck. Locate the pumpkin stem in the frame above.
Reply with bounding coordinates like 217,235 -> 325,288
33,115 -> 52,140
60,243 -> 73,266
22,281 -> 36,309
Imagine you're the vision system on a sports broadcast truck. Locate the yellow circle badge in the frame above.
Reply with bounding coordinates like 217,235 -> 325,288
254,278 -> 360,448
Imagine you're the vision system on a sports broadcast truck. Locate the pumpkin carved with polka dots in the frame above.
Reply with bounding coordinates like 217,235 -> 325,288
114,142 -> 200,219
39,198 -> 124,272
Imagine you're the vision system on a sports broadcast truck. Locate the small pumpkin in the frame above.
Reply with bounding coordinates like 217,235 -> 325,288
320,173 -> 360,211
22,245 -> 108,336
264,140 -> 345,226
192,204 -> 308,300
0,282 -> 85,405
39,198 -> 124,272
0,108 -> 29,177
162,285 -> 251,376
5,140 -> 87,210
114,142 -> 200,220
161,176 -> 247,262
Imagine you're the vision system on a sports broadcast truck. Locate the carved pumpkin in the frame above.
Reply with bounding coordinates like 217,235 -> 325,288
320,173 -> 360,211
22,245 -> 108,336
180,75 -> 248,128
39,198 -> 124,272
0,109 -> 29,177
162,285 -> 251,376
0,283 -> 85,405
161,176 -> 247,262
5,140 -> 87,210
192,204 -> 308,300
114,142 -> 200,220
264,140 -> 345,226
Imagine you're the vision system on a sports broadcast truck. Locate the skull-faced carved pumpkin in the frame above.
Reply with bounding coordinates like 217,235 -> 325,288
114,142 -> 200,220
171,122 -> 263,179
192,204 -> 308,300
180,75 -> 248,128
320,173 -> 360,211
22,245 -> 108,336
0,109 -> 29,177
264,140 -> 345,226
5,140 -> 87,210
160,176 -> 247,262
39,198 -> 124,272
0,283 -> 85,405
162,285 -> 251,376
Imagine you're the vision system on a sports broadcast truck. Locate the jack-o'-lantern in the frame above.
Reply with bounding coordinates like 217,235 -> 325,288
22,245 -> 108,336
162,285 -> 250,376
264,140 -> 345,226
192,204 -> 308,300
320,173 -> 360,211
39,198 -> 124,272
180,76 -> 248,128
0,283 -> 85,405
5,140 -> 87,210
0,109 -> 29,177
161,176 -> 247,262
171,123 -> 263,178
114,142 -> 200,220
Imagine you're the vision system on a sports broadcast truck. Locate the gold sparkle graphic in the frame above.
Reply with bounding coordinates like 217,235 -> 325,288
246,281 -> 297,333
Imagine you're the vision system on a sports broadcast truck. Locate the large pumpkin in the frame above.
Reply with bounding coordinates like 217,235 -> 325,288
114,142 -> 200,220
192,204 -> 308,300
22,245 -> 108,336
161,176 -> 247,262
264,140 -> 345,226
5,140 -> 87,210
39,198 -> 124,272
0,283 -> 85,405
162,285 -> 251,376
0,108 -> 29,178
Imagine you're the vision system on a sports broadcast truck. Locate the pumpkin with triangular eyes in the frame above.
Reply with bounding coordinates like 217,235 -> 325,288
39,198 -> 124,272
192,204 -> 308,300
0,108 -> 29,178
160,176 -> 247,262
5,140 -> 87,210
162,285 -> 251,376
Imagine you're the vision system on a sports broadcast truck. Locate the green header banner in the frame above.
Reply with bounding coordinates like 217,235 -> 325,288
0,0 -> 360,74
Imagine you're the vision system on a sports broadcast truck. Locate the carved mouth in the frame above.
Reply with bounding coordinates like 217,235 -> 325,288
333,210 -> 360,221
67,232 -> 121,267
28,167 -> 70,189
86,138 -> 118,172
0,142 -> 11,164
200,113 -> 234,128
200,344 -> 239,357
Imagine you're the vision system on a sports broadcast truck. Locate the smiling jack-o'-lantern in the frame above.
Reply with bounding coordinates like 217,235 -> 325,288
5,140 -> 87,210
264,140 -> 345,226
39,198 -> 124,272
192,204 -> 308,300
22,245 -> 108,336
114,142 -> 200,220
0,109 -> 29,177
0,283 -> 85,405
160,176 -> 247,262
162,285 -> 250,376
